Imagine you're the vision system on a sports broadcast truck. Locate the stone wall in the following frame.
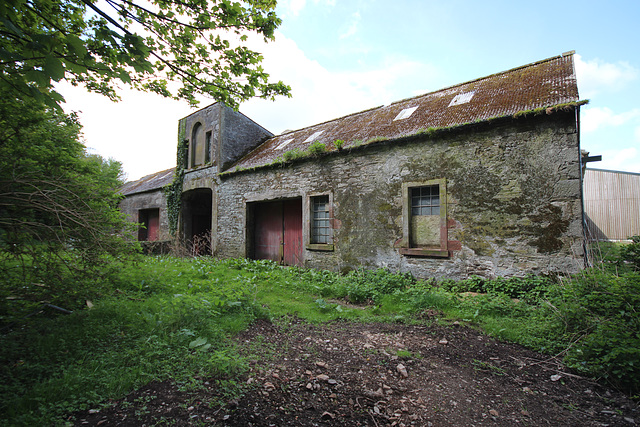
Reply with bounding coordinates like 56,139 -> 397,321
216,112 -> 584,279
119,189 -> 171,242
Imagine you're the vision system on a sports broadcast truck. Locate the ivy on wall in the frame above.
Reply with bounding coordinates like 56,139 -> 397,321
164,119 -> 187,235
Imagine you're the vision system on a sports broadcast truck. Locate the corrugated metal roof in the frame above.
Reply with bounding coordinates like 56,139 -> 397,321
120,168 -> 176,196
232,52 -> 580,171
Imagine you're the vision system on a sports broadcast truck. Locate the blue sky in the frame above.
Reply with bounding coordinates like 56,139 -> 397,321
61,0 -> 640,180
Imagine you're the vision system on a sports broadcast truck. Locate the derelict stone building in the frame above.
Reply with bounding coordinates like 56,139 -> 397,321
120,52 -> 587,279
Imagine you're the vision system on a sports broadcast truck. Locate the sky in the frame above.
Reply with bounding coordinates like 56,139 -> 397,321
59,0 -> 640,182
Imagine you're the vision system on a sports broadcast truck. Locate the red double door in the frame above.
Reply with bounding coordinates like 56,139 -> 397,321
253,199 -> 303,266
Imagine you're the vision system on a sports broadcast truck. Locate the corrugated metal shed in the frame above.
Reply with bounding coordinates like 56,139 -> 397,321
120,168 -> 175,196
233,52 -> 580,171
584,168 -> 640,241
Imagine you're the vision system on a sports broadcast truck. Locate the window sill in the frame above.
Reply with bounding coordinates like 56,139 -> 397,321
398,248 -> 449,258
306,243 -> 334,252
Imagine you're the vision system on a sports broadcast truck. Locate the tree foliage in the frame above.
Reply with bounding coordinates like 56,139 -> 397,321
0,88 -> 137,313
0,0 -> 291,108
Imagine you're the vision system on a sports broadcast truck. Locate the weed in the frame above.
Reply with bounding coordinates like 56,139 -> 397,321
395,349 -> 420,359
282,148 -> 304,162
306,141 -> 327,156
471,359 -> 506,376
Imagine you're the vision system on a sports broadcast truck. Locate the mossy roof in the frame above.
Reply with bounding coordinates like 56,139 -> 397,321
120,167 -> 175,195
231,52 -> 580,171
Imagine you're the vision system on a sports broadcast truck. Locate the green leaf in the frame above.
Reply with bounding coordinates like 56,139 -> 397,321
25,69 -> 49,86
189,337 -> 208,348
117,70 -> 131,84
44,55 -> 65,82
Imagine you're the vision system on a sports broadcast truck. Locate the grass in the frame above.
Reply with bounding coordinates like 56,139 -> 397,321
1,245 -> 640,425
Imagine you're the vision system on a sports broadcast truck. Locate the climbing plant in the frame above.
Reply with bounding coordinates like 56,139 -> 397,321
164,120 -> 188,235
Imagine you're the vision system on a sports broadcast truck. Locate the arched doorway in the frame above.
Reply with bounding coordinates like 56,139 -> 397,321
182,188 -> 212,255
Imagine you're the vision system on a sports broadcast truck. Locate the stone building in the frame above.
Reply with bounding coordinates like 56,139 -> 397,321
120,52 -> 587,278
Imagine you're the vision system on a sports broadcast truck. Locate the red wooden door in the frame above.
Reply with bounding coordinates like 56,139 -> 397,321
147,210 -> 159,241
253,199 -> 303,266
283,199 -> 303,266
254,201 -> 283,263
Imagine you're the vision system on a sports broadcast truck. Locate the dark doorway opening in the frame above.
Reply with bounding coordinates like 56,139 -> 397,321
138,208 -> 160,241
248,198 -> 303,266
182,189 -> 212,255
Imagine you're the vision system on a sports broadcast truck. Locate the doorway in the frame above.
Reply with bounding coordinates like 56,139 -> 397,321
182,189 -> 212,255
250,198 -> 303,266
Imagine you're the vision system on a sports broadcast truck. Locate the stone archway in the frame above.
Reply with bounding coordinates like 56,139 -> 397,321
182,188 -> 212,255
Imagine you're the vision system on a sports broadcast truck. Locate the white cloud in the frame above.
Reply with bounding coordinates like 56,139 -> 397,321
600,147 -> 639,173
58,31 -> 441,181
241,32 -> 441,134
339,11 -> 361,39
575,54 -> 638,98
278,0 -> 306,17
59,82 -> 192,181
581,107 -> 640,133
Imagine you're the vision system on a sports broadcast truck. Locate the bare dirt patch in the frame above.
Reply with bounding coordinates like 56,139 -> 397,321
74,317 -> 637,426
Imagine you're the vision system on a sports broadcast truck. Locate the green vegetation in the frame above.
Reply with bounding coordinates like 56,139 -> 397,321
0,90 -> 139,321
1,239 -> 639,424
0,0 -> 290,109
306,141 -> 328,156
621,236 -> 640,270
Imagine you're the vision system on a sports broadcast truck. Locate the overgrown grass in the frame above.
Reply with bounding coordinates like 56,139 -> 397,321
2,240 -> 640,424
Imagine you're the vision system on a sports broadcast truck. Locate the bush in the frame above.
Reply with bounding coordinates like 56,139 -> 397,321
620,236 -> 640,271
439,275 -> 554,301
342,268 -> 415,304
551,270 -> 640,394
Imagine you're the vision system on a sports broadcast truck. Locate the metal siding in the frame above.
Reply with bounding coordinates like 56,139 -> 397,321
584,169 -> 640,241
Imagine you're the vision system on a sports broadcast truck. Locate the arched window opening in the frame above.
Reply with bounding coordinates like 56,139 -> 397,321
191,122 -> 205,168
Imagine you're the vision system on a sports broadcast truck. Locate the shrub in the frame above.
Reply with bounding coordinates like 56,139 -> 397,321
342,268 -> 415,304
438,275 -> 554,301
551,270 -> 640,394
620,236 -> 640,271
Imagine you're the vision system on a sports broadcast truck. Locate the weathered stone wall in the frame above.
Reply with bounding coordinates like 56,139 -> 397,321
181,103 -> 221,171
119,189 -> 171,241
179,103 -> 273,184
220,108 -> 273,171
216,112 -> 584,279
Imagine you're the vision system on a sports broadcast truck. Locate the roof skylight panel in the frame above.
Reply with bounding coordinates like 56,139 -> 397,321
275,139 -> 294,150
448,91 -> 475,107
304,130 -> 325,143
393,106 -> 418,121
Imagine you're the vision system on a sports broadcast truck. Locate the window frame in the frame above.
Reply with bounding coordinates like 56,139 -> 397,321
204,131 -> 212,164
399,179 -> 448,258
306,193 -> 334,251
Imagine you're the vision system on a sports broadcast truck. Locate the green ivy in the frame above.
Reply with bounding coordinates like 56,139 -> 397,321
164,120 -> 188,235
